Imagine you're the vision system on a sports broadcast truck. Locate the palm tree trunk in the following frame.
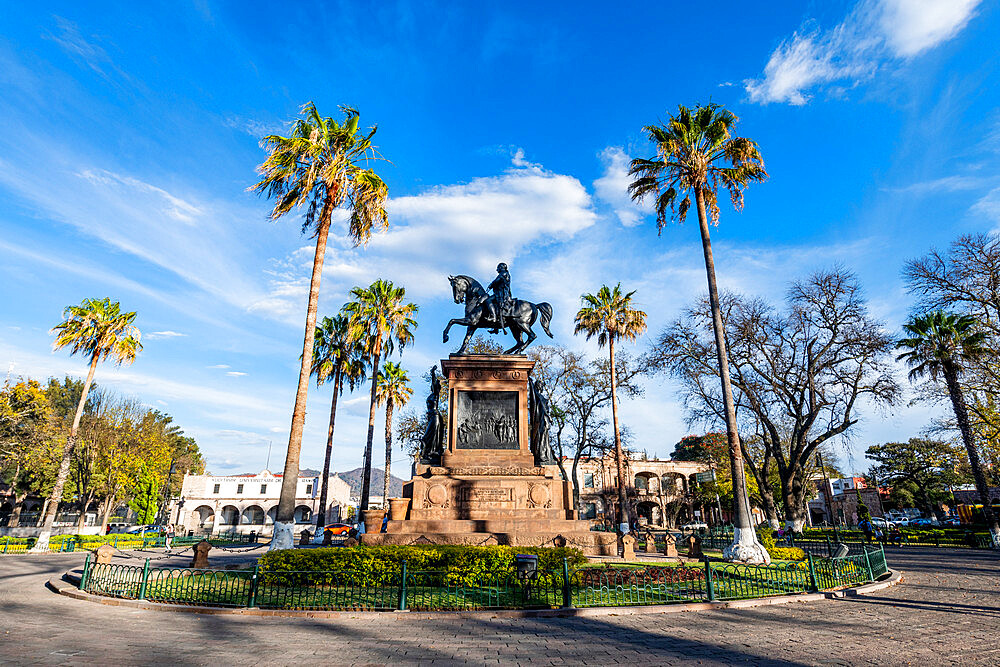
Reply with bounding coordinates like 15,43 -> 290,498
383,398 -> 395,504
608,338 -> 629,532
272,211 -> 333,550
315,367 -> 342,533
943,362 -> 1000,548
693,186 -> 768,564
360,345 -> 382,513
32,352 -> 99,551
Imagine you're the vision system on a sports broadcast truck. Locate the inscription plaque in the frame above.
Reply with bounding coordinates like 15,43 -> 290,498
454,390 -> 519,449
460,487 -> 514,503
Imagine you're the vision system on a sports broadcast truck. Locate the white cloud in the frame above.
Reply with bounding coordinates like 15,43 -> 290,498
250,155 -> 598,316
207,364 -> 231,369
973,187 -> 1000,225
592,147 -> 652,227
226,371 -> 248,377
146,330 -> 186,340
880,0 -> 981,57
746,0 -> 981,105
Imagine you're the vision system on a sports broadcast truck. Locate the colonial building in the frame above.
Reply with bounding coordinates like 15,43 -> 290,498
808,477 -> 886,526
170,469 -> 352,537
570,455 -> 708,528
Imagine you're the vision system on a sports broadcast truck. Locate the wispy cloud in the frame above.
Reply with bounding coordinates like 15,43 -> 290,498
207,364 -> 231,369
222,115 -> 287,138
226,371 -> 248,377
146,330 -> 186,340
746,0 -> 982,105
43,17 -> 115,77
889,175 -> 989,194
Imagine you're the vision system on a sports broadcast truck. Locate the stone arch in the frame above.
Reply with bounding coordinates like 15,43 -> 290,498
636,500 -> 662,526
266,506 -> 278,524
219,505 -> 239,525
294,505 -> 312,524
635,472 -> 658,492
661,472 -> 687,496
193,505 -> 215,528
241,505 -> 265,525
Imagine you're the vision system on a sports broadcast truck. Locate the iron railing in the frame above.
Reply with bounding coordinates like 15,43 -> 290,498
79,545 -> 891,611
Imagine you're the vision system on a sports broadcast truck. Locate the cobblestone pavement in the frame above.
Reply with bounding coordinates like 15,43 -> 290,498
1,547 -> 997,666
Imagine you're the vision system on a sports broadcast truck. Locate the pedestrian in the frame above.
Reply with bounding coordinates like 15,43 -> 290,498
164,523 -> 175,553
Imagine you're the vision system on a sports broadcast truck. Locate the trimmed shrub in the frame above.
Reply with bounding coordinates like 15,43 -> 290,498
259,544 -> 586,587
769,546 -> 806,561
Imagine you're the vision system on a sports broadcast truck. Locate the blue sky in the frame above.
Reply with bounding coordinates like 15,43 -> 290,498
1,0 -> 997,476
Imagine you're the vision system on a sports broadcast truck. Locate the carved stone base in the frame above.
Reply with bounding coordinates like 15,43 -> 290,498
371,355 -> 607,554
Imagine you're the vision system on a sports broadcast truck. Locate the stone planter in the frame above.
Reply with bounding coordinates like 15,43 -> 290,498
360,509 -> 387,533
388,497 -> 411,522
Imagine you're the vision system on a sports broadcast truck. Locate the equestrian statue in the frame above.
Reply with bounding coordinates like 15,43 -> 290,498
443,262 -> 553,355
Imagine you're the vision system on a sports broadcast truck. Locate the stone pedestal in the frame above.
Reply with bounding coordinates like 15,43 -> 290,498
363,355 -> 617,556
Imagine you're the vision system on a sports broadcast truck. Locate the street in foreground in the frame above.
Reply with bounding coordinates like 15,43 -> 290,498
1,546 -> 997,666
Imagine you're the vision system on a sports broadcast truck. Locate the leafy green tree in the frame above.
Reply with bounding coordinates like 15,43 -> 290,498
0,379 -> 54,527
33,298 -> 141,551
344,279 -> 418,513
251,102 -> 388,549
311,313 -> 367,530
866,438 -> 962,519
129,466 -> 160,525
574,284 -> 647,531
896,311 -> 1000,546
376,362 -> 413,504
628,103 -> 769,563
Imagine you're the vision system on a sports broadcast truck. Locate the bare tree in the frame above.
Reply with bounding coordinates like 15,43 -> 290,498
649,269 -> 899,531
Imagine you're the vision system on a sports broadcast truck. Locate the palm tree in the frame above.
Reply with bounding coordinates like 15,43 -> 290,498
574,284 -> 646,534
310,313 -> 367,534
628,103 -> 770,563
32,298 -> 141,551
343,279 -> 418,515
897,311 -> 1000,548
251,102 -> 388,549
376,362 -> 413,505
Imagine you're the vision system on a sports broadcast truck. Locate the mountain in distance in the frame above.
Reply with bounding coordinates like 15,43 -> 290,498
335,467 -> 405,498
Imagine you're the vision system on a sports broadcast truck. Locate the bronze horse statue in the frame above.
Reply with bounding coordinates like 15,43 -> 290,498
443,275 -> 553,354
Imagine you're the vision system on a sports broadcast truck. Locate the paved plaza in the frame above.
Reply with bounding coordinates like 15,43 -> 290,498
0,547 -> 998,665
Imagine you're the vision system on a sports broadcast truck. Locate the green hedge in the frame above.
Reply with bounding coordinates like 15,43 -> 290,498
755,525 -> 806,562
259,545 -> 586,587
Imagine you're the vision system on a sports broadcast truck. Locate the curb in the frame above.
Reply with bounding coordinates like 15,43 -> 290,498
49,569 -> 902,620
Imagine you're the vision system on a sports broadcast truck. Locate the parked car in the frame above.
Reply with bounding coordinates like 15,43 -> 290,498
680,522 -> 708,531
871,517 -> 896,529
323,523 -> 354,536
909,518 -> 940,528
942,517 -> 962,527
892,516 -> 910,527
125,525 -> 165,535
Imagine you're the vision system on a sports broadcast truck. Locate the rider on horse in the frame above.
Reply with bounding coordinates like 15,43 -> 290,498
487,262 -> 513,334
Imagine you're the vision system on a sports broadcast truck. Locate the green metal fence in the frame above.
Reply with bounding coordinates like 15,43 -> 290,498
78,545 -> 891,612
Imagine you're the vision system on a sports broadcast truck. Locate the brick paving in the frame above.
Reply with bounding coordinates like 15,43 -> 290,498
0,547 -> 998,666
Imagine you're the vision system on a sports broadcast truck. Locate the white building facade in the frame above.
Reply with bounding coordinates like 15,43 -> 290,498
170,469 -> 352,537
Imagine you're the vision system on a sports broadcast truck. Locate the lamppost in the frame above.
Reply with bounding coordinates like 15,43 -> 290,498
817,451 -> 838,542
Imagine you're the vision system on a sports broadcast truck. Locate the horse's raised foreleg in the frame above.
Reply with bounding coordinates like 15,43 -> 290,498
458,326 -> 476,354
503,328 -> 523,355
443,318 -> 471,344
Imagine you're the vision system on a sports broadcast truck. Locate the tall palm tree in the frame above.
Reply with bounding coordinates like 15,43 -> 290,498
32,298 -> 141,551
628,103 -> 770,563
343,279 -> 418,514
574,284 -> 646,533
897,311 -> 1000,548
251,102 -> 388,549
310,313 -> 367,533
376,362 -> 413,505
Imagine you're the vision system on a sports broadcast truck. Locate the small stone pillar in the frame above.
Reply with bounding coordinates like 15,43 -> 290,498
685,535 -> 702,559
95,544 -> 115,565
644,531 -> 656,553
299,529 -> 312,545
621,533 -> 636,561
663,534 -> 678,558
190,540 -> 212,569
